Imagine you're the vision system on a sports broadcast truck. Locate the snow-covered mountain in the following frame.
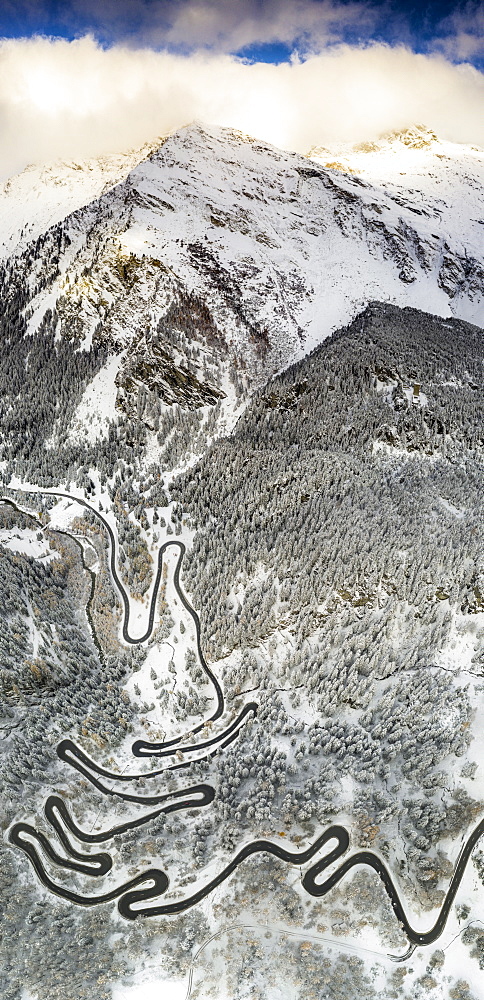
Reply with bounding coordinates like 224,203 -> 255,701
0,140 -> 164,263
0,120 -> 482,486
308,123 -> 483,223
1,122 -> 484,1000
2,121 -> 483,387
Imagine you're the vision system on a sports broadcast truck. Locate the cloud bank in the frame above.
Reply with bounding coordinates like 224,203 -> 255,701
0,35 -> 482,179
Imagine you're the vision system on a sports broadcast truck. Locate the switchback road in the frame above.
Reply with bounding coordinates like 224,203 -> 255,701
4,489 -> 484,950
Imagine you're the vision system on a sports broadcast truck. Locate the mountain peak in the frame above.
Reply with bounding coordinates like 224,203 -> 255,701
350,124 -> 440,154
382,124 -> 440,148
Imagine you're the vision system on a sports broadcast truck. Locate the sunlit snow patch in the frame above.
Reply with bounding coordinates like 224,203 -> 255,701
66,353 -> 123,444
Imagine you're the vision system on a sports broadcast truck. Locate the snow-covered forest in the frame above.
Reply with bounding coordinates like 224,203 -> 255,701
0,296 -> 483,999
0,122 -> 483,1000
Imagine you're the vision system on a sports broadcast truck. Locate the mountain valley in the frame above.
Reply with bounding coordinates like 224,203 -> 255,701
0,123 -> 483,1000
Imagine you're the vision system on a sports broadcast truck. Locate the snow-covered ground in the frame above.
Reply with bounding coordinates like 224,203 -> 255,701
0,525 -> 54,561
3,123 -> 484,1000
0,140 -> 162,261
63,353 -> 124,446
112,975 -> 186,1000
5,478 -> 484,1000
4,121 -> 483,383
108,917 -> 484,1000
308,124 -> 483,261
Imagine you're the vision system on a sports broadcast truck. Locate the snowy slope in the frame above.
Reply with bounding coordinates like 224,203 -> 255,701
308,124 -> 484,250
0,139 -> 161,262
1,118 -> 483,1000
1,121 -> 483,466
78,123 -> 484,354
4,123 -> 484,349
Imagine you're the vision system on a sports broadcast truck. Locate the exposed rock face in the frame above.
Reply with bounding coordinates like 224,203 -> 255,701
0,122 -> 482,448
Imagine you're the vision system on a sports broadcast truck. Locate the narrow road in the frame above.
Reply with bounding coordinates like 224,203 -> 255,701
1,490 -> 253,757
4,489 -> 484,949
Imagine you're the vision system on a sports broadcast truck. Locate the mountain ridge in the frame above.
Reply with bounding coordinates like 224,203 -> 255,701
0,120 -> 482,499
1,121 -> 482,391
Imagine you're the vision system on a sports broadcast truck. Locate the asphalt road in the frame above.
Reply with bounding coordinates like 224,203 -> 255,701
4,490 -> 484,948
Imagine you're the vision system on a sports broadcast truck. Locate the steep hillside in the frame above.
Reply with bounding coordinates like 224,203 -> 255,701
0,122 -> 482,511
0,122 -> 483,1000
1,303 -> 483,1000
0,140 -> 160,262
308,125 -> 483,270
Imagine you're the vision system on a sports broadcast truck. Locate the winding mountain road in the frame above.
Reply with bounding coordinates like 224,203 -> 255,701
1,491 -> 255,760
4,489 -> 484,951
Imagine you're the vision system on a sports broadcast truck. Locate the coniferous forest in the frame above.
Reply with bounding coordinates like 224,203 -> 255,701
0,289 -> 483,999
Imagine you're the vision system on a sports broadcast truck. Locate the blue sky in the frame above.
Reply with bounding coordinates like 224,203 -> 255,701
0,1 -> 482,69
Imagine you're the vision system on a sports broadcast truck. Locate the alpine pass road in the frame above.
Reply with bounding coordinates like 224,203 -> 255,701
4,489 -> 484,953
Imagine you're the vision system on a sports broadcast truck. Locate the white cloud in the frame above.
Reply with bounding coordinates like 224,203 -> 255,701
0,35 -> 482,180
433,2 -> 484,63
0,0 -> 380,52
162,0 -> 377,52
